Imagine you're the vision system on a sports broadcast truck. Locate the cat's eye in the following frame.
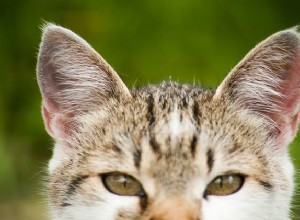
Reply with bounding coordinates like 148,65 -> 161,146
102,173 -> 145,196
204,175 -> 244,197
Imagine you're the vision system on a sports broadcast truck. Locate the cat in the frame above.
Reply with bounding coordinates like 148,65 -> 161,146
36,23 -> 300,220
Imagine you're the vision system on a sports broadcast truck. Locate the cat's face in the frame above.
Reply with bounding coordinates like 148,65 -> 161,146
37,24 -> 300,220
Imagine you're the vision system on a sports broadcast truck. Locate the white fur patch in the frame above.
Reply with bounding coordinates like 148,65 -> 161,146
169,105 -> 181,136
48,143 -> 68,173
57,195 -> 138,220
168,104 -> 195,138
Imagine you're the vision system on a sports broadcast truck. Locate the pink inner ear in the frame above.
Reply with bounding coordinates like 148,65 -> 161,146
42,99 -> 57,138
42,99 -> 70,143
42,104 -> 53,138
270,56 -> 300,142
291,112 -> 300,136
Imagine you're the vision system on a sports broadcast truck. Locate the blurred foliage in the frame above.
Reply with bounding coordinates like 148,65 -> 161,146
0,0 -> 300,219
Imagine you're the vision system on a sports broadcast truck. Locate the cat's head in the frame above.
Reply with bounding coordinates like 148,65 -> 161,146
37,24 -> 300,220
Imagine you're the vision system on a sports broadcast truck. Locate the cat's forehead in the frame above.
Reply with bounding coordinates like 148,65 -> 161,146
81,82 -> 217,146
76,82 -> 271,179
79,82 -> 267,151
123,82 -> 215,127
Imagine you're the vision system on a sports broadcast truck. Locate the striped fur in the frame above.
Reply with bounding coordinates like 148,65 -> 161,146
37,24 -> 300,220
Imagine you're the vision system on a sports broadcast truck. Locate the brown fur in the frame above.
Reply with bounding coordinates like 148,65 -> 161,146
37,24 -> 300,220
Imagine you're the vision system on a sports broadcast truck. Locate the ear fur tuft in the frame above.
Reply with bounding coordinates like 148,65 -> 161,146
37,23 -> 131,143
214,28 -> 300,146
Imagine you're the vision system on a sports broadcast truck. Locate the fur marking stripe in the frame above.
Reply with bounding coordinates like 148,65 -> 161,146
147,94 -> 155,126
149,137 -> 160,153
206,149 -> 214,173
134,149 -> 142,169
190,135 -> 198,158
66,175 -> 89,196
193,101 -> 201,125
259,181 -> 273,190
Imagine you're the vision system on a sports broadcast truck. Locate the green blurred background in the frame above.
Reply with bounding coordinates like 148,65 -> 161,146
1,0 -> 300,219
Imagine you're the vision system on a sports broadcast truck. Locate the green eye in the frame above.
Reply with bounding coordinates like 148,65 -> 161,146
102,173 -> 144,196
205,175 -> 244,197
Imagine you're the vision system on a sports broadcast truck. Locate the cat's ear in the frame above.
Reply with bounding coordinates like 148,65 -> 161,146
37,23 -> 131,144
214,28 -> 300,147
